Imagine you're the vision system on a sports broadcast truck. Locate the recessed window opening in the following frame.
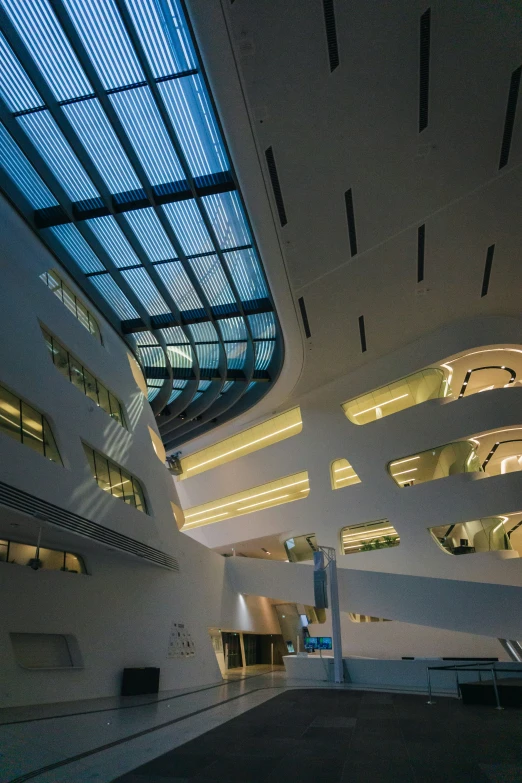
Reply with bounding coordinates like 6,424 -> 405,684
284,534 -> 318,563
349,613 -> 391,623
388,441 -> 482,487
182,471 -> 310,530
179,407 -> 302,480
82,443 -> 148,513
429,515 -> 518,556
42,328 -> 126,427
330,458 -> 361,489
0,382 -> 62,464
40,269 -> 102,342
0,537 -> 86,573
341,520 -> 400,555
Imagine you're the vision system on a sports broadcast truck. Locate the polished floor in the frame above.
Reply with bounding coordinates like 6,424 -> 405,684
2,671 -> 522,782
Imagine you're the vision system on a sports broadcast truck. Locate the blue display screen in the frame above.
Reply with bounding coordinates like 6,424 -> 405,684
305,637 -> 332,650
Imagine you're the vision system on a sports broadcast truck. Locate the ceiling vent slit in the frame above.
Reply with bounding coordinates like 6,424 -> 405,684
358,315 -> 367,353
499,66 -> 521,169
417,224 -> 425,282
323,0 -> 339,72
265,147 -> 288,227
298,296 -> 311,338
481,244 -> 495,298
419,8 -> 431,132
345,189 -> 358,257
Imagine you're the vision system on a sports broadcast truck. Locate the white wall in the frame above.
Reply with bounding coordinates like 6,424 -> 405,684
0,197 -> 282,708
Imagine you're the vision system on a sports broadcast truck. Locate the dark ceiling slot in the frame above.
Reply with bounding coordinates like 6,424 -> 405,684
323,0 -> 339,72
499,66 -> 521,169
419,8 -> 431,132
358,315 -> 367,353
298,296 -> 311,338
417,224 -> 425,282
345,189 -> 358,256
265,146 -> 287,227
481,244 -> 495,297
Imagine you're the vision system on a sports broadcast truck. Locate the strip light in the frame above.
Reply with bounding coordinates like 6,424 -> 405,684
342,527 -> 396,540
183,511 -> 229,527
336,474 -> 360,483
352,394 -> 409,417
237,494 -> 290,511
391,456 -> 420,466
391,468 -> 418,477
334,464 -> 355,473
185,477 -> 309,518
185,421 -> 301,472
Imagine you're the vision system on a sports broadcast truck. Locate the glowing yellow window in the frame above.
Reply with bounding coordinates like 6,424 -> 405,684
331,458 -> 361,489
181,471 -> 310,530
179,407 -> 302,480
341,520 -> 400,554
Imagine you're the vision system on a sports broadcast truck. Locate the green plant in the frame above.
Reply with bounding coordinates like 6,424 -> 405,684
360,536 -> 399,552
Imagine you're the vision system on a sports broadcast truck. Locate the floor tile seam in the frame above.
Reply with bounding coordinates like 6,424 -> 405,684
0,671 -> 274,727
5,687 -> 284,783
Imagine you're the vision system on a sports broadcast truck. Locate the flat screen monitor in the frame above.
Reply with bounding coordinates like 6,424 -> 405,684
304,636 -> 332,651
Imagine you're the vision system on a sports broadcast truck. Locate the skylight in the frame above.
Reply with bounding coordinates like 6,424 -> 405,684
0,0 -> 281,446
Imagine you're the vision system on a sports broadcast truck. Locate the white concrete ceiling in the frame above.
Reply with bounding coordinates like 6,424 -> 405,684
190,0 -> 522,401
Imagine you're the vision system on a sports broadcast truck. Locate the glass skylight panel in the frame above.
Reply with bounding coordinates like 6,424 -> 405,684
17,111 -> 98,201
120,267 -> 170,316
123,208 -> 177,262
223,248 -> 268,303
162,200 -> 213,255
195,343 -> 219,369
2,0 -> 92,101
0,32 -> 43,112
133,330 -> 158,346
167,387 -> 185,404
158,75 -> 228,177
48,224 -> 104,273
147,386 -> 160,402
218,317 -> 247,341
123,0 -> 196,78
225,342 -> 247,370
61,0 -> 144,90
202,192 -> 250,249
89,273 -> 139,320
189,255 -> 235,307
198,380 -> 211,392
167,345 -> 193,368
248,312 -> 276,339
255,341 -> 275,371
189,322 -> 219,344
138,345 -> 166,368
62,100 -> 141,195
159,325 -> 189,344
109,87 -> 185,186
0,125 -> 57,208
154,261 -> 202,313
221,381 -> 234,394
86,215 -> 141,268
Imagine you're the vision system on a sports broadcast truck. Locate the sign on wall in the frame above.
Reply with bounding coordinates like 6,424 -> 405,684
167,621 -> 195,659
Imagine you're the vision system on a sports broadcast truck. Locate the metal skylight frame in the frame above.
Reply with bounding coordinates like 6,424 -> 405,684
0,0 -> 282,440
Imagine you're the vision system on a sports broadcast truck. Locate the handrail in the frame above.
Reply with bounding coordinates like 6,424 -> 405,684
426,661 -> 522,710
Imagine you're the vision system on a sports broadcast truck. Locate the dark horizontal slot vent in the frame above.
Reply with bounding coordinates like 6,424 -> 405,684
499,66 -> 521,169
358,315 -> 367,353
417,224 -> 425,282
481,244 -> 495,297
323,0 -> 339,72
265,146 -> 287,227
298,296 -> 311,338
345,189 -> 358,256
419,8 -> 431,132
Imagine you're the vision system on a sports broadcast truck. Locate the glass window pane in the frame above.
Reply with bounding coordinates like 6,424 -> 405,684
93,452 -> 111,492
108,393 -> 123,426
8,541 -> 35,566
132,478 -> 146,512
83,369 -> 98,404
65,552 -> 85,573
42,418 -> 62,464
121,468 -> 135,506
0,385 -> 21,442
108,462 -> 124,499
52,340 -> 71,379
0,540 -> 8,562
46,270 -> 63,299
41,328 -> 53,355
83,443 -> 97,478
69,357 -> 86,393
61,282 -> 77,317
97,383 -> 111,415
21,402 -> 44,456
75,299 -> 90,331
39,547 -> 64,571
88,315 -> 102,342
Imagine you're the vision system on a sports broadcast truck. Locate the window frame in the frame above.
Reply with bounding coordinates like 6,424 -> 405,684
41,269 -> 103,343
0,382 -> 62,464
82,442 -> 149,514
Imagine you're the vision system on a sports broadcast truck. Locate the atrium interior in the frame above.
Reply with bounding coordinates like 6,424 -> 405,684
0,1 -> 521,782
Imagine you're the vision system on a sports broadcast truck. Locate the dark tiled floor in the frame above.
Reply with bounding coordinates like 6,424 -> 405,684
113,689 -> 522,782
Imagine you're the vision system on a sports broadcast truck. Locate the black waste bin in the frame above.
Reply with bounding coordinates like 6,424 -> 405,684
121,667 -> 160,696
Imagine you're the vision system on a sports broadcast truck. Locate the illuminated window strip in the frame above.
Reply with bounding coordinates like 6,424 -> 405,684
331,458 -> 361,490
351,394 -> 409,417
179,407 -> 302,480
340,520 -> 399,554
182,471 -> 309,529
